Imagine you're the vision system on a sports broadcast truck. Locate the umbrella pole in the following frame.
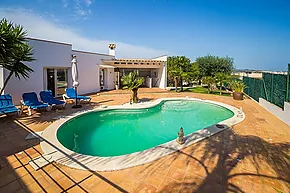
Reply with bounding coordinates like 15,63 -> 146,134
72,86 -> 82,108
75,87 -> 78,106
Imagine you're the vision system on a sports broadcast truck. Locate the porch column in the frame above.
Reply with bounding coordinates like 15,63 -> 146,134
159,62 -> 167,89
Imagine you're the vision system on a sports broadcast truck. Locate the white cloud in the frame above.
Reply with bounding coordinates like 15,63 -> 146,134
74,0 -> 92,18
0,8 -> 167,58
61,0 -> 93,18
84,0 -> 93,6
62,0 -> 68,8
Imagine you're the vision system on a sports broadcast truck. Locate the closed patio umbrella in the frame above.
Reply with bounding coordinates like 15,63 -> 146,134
71,55 -> 82,108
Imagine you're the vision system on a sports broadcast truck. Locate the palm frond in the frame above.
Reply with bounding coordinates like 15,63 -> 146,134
0,18 -> 35,80
121,71 -> 144,90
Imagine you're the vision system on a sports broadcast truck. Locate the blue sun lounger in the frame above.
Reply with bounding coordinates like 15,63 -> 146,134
62,88 -> 91,103
40,90 -> 66,108
0,94 -> 20,116
21,92 -> 52,116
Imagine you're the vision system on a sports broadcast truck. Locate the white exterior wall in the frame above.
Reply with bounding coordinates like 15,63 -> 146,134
259,98 -> 290,126
158,65 -> 167,89
4,39 -> 72,104
109,49 -> 115,57
72,50 -> 114,94
152,55 -> 167,61
99,67 -> 115,90
152,55 -> 167,89
106,68 -> 115,90
3,38 -> 115,104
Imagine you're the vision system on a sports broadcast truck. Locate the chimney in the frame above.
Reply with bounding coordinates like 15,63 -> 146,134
108,43 -> 116,57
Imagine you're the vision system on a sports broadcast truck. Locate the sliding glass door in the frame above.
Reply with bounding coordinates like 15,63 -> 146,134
56,69 -> 68,96
46,68 -> 68,96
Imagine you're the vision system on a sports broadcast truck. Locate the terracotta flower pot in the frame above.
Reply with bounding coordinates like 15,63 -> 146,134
233,92 -> 244,100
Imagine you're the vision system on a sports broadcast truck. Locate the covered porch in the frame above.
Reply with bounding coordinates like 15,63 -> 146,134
101,58 -> 167,89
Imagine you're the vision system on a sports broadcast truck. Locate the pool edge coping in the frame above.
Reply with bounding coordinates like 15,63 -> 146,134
40,97 -> 245,171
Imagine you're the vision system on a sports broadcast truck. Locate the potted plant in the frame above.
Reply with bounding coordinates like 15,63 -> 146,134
230,80 -> 247,100
121,71 -> 144,103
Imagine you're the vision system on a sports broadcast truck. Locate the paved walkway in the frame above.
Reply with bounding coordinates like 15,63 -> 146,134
0,89 -> 289,193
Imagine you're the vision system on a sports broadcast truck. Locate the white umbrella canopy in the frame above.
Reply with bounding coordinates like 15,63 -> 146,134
71,55 -> 81,108
71,55 -> 79,88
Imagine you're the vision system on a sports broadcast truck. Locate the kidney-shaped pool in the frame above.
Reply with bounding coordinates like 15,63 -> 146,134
57,100 -> 234,157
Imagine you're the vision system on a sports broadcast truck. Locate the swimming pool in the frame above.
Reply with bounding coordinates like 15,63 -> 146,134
57,100 -> 234,157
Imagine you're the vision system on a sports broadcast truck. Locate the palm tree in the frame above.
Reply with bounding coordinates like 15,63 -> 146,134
167,56 -> 181,91
121,71 -> 144,103
202,76 -> 215,94
0,18 -> 25,63
182,62 -> 199,86
168,69 -> 181,92
230,80 -> 247,92
0,18 -> 35,95
167,56 -> 196,92
177,56 -> 191,92
215,73 -> 230,95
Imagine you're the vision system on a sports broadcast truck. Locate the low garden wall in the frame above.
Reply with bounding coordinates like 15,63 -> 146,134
259,98 -> 290,126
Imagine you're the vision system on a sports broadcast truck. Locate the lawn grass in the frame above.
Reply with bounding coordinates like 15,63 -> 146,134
171,86 -> 232,97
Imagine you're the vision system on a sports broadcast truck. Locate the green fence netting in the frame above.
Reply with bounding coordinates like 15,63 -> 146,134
243,72 -> 288,108
243,76 -> 262,102
262,73 -> 272,101
262,73 -> 287,108
273,74 -> 287,108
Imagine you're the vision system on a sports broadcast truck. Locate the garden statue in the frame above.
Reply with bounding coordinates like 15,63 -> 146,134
176,127 -> 185,144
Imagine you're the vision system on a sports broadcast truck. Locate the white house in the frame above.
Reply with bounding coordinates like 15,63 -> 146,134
0,38 -> 167,104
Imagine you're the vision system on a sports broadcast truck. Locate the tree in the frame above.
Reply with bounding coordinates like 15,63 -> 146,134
196,55 -> 234,77
215,72 -> 231,95
177,56 -> 192,91
181,62 -> 199,87
202,76 -> 216,94
167,56 -> 180,91
0,18 -> 35,95
168,68 -> 180,92
167,56 -> 198,91
0,19 -> 25,63
121,71 -> 144,103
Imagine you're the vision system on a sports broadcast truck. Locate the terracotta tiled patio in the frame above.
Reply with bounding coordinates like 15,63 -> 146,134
0,88 -> 289,193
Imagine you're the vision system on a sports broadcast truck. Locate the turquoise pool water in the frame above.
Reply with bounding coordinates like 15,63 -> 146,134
57,100 -> 234,157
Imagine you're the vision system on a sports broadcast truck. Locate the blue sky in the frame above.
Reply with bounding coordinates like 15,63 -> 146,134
0,0 -> 289,71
